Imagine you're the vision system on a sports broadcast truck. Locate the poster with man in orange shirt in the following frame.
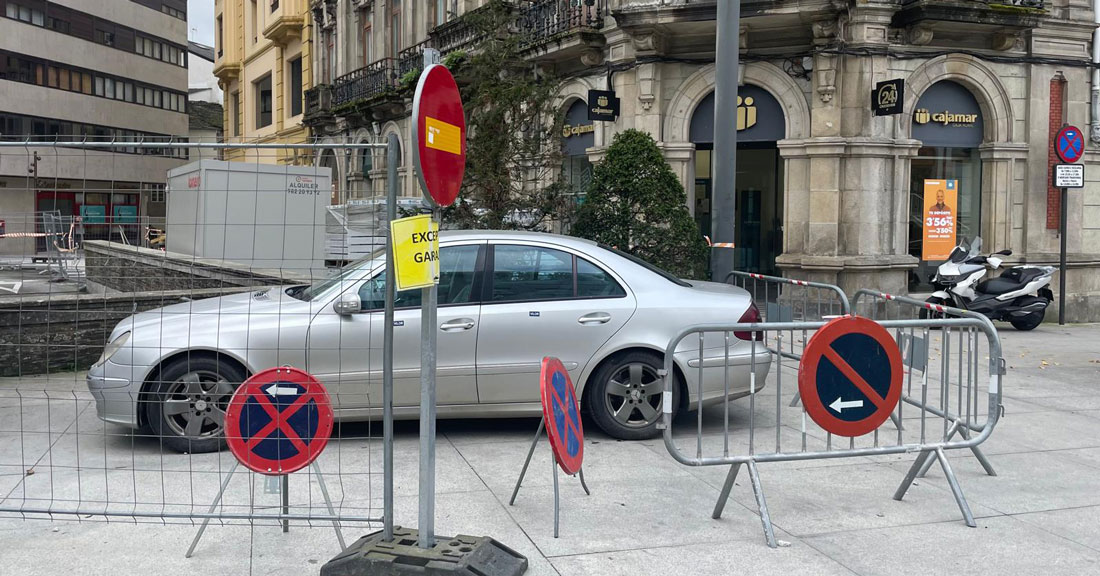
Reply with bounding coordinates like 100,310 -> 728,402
922,179 -> 958,261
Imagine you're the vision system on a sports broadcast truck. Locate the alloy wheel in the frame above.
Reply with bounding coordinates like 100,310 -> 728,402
604,363 -> 663,428
161,370 -> 235,439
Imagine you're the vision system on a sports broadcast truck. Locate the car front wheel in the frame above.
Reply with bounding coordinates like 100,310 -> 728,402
587,352 -> 678,440
147,357 -> 244,453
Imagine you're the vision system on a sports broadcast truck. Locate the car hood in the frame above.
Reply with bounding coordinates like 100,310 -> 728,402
117,286 -> 313,335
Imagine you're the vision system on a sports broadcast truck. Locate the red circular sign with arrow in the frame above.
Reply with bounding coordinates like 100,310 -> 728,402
224,367 -> 335,476
413,64 -> 466,207
540,357 -> 584,475
798,316 -> 903,437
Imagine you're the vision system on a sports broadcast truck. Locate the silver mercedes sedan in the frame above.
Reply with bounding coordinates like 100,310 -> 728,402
87,231 -> 770,452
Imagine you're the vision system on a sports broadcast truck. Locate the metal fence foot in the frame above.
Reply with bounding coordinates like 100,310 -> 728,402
185,461 -> 238,559
747,461 -> 777,548
313,462 -> 347,551
889,412 -> 904,432
935,448 -> 976,527
958,427 -> 997,477
509,418 -> 544,506
788,391 -> 802,408
711,463 -> 742,520
894,450 -> 933,501
918,421 -> 960,478
577,467 -> 591,496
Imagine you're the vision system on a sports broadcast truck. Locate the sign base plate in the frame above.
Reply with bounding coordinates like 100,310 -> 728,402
320,527 -> 528,576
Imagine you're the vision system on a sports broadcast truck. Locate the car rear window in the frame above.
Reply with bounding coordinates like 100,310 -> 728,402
600,245 -> 691,287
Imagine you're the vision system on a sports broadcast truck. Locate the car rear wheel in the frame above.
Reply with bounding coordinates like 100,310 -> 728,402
147,357 -> 244,453
587,352 -> 678,440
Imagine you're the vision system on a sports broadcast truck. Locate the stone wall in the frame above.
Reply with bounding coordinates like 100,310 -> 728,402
2,242 -> 318,377
84,241 -> 314,293
0,288 -> 238,377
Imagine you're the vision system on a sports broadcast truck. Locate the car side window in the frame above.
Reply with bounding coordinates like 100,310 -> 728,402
359,244 -> 480,310
577,257 -> 626,298
491,245 -> 573,302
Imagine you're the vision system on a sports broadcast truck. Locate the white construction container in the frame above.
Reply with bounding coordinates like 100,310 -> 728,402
166,160 -> 332,275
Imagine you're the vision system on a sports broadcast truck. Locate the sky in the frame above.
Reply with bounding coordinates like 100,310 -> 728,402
188,0 -> 215,45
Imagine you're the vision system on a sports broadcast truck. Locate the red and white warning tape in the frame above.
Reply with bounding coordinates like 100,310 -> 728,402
704,236 -> 736,249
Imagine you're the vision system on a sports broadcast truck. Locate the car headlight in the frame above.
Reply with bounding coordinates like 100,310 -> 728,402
95,331 -> 131,367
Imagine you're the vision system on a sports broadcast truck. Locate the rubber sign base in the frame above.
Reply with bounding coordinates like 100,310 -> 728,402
320,527 -> 528,576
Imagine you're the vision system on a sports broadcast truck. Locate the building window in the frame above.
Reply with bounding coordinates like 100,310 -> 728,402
255,75 -> 272,128
289,56 -> 303,117
216,15 -> 224,57
361,13 -> 373,67
390,0 -> 401,58
432,0 -> 447,28
6,4 -> 45,26
231,91 -> 241,136
251,0 -> 259,44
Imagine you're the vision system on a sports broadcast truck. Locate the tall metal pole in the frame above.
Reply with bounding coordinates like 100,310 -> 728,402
418,207 -> 439,549
1059,185 -> 1068,325
712,0 -> 740,281
417,45 -> 443,552
383,133 -> 399,541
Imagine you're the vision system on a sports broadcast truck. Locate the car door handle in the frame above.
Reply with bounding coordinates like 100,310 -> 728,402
578,312 -> 612,325
440,318 -> 476,332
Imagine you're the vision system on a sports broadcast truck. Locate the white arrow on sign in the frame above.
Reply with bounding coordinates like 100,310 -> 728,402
265,384 -> 299,397
829,397 -> 864,413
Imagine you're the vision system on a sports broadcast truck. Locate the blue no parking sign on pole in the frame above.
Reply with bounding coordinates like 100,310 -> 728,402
1056,125 -> 1084,164
798,317 -> 904,437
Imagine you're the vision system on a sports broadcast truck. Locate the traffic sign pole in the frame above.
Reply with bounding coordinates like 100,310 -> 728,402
418,205 -> 439,549
383,132 -> 399,542
1060,184 -> 1067,325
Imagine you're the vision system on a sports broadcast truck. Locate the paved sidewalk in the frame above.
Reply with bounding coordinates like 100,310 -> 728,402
1,324 -> 1099,575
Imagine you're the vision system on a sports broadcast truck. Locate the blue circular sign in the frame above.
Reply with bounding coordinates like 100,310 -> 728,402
1056,126 -> 1084,164
540,357 -> 584,475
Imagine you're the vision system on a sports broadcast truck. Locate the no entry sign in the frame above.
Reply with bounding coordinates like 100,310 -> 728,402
1055,125 -> 1084,164
540,357 -> 584,475
413,64 -> 466,207
225,367 -> 335,475
798,316 -> 903,437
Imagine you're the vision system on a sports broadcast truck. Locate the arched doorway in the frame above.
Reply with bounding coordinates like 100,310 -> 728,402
561,99 -> 595,205
908,80 -> 984,291
319,149 -> 340,205
690,85 -> 786,275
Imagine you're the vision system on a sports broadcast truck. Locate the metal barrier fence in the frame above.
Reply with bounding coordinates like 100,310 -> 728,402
726,271 -> 851,322
660,286 -> 1004,547
0,139 -> 397,565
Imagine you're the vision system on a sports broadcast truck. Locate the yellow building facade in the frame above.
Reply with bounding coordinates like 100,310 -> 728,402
213,0 -> 312,164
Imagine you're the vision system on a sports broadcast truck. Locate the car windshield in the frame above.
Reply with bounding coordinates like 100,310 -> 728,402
288,248 -> 384,302
600,244 -> 690,287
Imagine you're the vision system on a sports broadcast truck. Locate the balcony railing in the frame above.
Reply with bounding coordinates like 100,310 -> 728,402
429,6 -> 488,55
332,58 -> 396,108
519,0 -> 606,47
903,0 -> 1045,6
397,41 -> 428,80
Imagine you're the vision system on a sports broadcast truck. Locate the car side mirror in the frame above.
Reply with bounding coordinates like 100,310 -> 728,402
333,293 -> 362,315
996,249 -> 1012,256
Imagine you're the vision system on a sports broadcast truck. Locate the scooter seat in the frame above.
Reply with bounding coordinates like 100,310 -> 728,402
976,278 -> 1020,295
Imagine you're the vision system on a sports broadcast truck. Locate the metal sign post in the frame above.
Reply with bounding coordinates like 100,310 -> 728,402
1054,125 -> 1084,326
383,132 -> 399,542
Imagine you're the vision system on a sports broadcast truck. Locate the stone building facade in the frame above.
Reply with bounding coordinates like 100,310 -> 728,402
304,0 -> 1100,321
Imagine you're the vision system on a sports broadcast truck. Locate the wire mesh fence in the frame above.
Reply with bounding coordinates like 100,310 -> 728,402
0,139 -> 406,546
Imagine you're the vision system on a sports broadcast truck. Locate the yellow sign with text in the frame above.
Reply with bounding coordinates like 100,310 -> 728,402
425,116 -> 462,155
390,214 -> 439,291
921,179 -> 958,261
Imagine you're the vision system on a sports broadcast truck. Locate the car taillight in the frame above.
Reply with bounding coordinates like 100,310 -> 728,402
735,304 -> 763,341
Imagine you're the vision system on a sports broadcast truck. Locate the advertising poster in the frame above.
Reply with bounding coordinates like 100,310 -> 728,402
922,179 -> 958,261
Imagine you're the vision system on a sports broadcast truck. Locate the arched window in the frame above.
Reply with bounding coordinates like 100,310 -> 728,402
319,148 -> 340,205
